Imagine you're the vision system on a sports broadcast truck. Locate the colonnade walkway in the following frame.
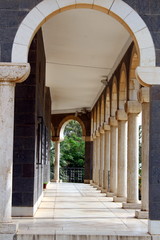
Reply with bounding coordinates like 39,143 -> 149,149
15,183 -> 150,240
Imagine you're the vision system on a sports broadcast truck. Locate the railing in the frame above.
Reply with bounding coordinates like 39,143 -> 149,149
60,167 -> 84,183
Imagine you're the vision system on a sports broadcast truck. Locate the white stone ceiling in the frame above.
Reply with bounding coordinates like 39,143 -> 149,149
42,9 -> 130,114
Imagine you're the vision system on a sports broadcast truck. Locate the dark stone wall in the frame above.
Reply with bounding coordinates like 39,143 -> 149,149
149,86 -> 160,220
12,28 -> 51,209
123,0 -> 160,65
84,141 -> 93,181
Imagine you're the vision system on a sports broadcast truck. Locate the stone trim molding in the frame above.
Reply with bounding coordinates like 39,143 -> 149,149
11,0 -> 156,73
125,101 -> 142,114
116,109 -> 128,121
0,63 -> 30,84
136,66 -> 160,86
137,87 -> 150,103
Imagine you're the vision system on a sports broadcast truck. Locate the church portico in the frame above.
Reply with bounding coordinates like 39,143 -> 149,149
1,0 -> 160,237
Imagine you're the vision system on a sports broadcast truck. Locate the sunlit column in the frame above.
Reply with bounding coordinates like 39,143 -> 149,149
0,63 -> 30,232
123,101 -> 142,209
54,141 -> 60,182
102,124 -> 110,193
107,117 -> 118,196
113,110 -> 127,202
136,87 -> 149,218
99,127 -> 105,189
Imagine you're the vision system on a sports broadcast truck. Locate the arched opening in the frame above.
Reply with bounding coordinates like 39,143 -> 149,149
59,120 -> 85,183
119,64 -> 127,110
105,87 -> 110,123
111,77 -> 117,117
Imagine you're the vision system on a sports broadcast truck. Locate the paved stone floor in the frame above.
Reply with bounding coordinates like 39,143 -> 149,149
14,182 -> 149,239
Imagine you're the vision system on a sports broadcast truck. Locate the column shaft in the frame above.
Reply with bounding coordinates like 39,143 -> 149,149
141,103 -> 149,211
127,113 -> 139,203
117,121 -> 127,199
54,141 -> 60,182
103,130 -> 110,192
0,83 -> 15,222
95,136 -> 100,186
99,133 -> 105,188
110,126 -> 118,194
92,139 -> 97,183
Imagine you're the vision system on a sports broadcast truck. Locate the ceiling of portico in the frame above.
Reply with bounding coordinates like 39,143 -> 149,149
42,8 -> 130,114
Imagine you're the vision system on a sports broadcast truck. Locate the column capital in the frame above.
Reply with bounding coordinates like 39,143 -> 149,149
85,136 -> 93,142
125,101 -> 142,114
103,122 -> 110,131
96,129 -> 100,137
100,126 -> 105,134
137,87 -> 150,103
109,117 -> 118,127
116,110 -> 128,121
0,63 -> 30,84
52,137 -> 60,142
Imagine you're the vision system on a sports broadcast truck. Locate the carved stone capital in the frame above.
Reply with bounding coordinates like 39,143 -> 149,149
100,126 -> 105,134
0,63 -> 30,84
85,136 -> 93,142
109,117 -> 118,127
96,129 -> 100,137
137,87 -> 150,103
116,110 -> 128,121
125,101 -> 142,114
103,122 -> 110,131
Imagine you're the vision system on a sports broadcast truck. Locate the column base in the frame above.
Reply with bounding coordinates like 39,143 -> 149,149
84,179 -> 92,184
97,186 -> 102,191
0,223 -> 18,234
113,196 -> 127,202
101,188 -> 107,193
148,220 -> 160,234
106,192 -> 115,197
135,210 -> 148,219
122,202 -> 141,209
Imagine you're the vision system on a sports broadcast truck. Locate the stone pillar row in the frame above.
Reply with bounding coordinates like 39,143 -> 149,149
92,99 -> 145,210
0,63 -> 30,232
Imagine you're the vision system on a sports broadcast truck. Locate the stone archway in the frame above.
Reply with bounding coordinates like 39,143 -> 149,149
11,0 -> 155,75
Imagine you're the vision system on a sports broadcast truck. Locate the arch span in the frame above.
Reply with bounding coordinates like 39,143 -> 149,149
57,115 -> 86,141
11,0 -> 155,70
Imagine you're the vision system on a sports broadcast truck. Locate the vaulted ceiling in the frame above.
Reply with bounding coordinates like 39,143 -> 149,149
42,8 -> 130,114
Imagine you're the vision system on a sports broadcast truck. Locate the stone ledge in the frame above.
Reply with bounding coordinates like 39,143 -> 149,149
113,196 -> 127,203
0,223 -> 18,234
122,202 -> 141,209
135,210 -> 148,219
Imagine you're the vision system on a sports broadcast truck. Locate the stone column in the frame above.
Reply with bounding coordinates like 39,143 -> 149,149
99,127 -> 105,190
102,123 -> 110,193
92,134 -> 97,185
0,63 -> 30,232
123,101 -> 141,209
84,137 -> 93,184
135,88 -> 149,219
95,130 -> 100,187
113,110 -> 127,202
107,117 -> 118,196
54,141 -> 60,182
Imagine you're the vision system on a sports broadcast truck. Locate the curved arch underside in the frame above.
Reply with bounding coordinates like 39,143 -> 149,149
11,0 -> 156,114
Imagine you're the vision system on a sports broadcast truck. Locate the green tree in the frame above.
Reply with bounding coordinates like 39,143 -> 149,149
60,120 -> 85,168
